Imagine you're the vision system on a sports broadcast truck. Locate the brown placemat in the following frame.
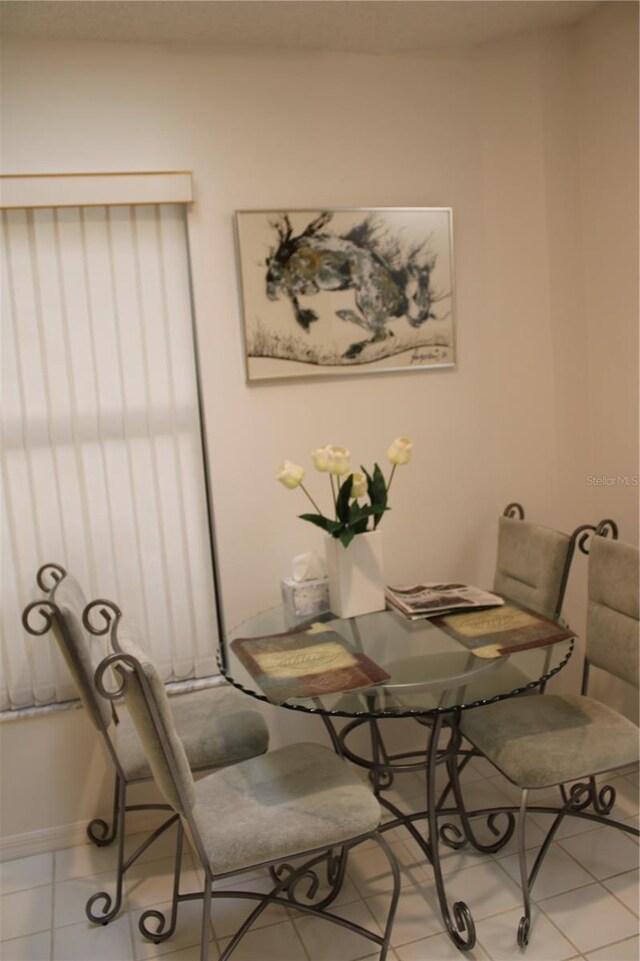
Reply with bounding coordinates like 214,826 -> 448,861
230,629 -> 390,705
430,603 -> 573,652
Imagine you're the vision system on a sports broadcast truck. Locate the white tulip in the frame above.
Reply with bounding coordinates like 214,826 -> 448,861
326,445 -> 352,476
311,446 -> 331,472
386,437 -> 413,466
276,460 -> 305,489
350,472 -> 368,499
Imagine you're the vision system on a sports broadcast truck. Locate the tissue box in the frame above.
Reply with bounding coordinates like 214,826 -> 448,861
281,576 -> 330,617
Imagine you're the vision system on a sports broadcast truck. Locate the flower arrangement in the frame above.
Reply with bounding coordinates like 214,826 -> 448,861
276,438 -> 412,548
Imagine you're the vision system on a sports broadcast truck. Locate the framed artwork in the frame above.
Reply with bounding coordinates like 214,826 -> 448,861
235,207 -> 455,382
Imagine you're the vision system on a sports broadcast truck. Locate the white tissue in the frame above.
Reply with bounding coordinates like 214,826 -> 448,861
292,551 -> 325,583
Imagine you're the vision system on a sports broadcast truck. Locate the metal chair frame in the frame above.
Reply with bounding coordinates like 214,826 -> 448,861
22,564 -> 178,925
22,563 -> 266,927
92,604 -> 400,961
338,506 -> 609,799
445,524 -> 639,947
439,501 -> 618,812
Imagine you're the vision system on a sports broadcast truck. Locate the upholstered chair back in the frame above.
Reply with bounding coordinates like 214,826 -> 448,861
50,572 -> 113,731
113,629 -> 196,815
493,516 -> 572,619
586,536 -> 639,687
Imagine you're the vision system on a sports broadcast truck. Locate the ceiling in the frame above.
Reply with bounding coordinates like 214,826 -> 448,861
0,1 -> 601,54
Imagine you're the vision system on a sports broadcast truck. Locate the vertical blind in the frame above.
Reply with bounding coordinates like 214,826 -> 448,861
1,202 -> 219,711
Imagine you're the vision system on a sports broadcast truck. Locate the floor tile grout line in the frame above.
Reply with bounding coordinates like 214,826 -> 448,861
49,867 -> 56,961
527,895 -> 585,961
5,858 -> 637,960
4,763 -> 638,959
534,878 -> 634,959
555,828 -> 639,889
508,830 -> 613,894
125,892 -> 137,961
49,851 -> 58,961
289,912 -> 314,961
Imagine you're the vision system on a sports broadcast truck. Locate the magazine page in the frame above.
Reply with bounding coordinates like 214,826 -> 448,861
385,582 -> 505,619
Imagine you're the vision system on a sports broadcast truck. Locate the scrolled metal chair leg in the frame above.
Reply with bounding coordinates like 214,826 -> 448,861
138,821 -> 184,943
518,913 -> 531,949
85,778 -> 127,924
87,774 -> 121,847
516,789 -> 532,948
200,868 -> 213,961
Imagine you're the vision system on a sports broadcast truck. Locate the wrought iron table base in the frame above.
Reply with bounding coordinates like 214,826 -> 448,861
336,712 -> 640,953
338,713 -> 478,951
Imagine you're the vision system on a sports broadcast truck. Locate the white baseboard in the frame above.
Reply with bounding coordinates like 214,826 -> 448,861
0,809 -> 166,862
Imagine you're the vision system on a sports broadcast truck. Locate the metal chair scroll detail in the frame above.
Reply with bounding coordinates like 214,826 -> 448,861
22,564 -> 269,926
92,610 -> 400,961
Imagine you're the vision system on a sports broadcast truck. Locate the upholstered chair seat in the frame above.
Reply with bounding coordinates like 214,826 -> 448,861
190,743 -> 381,877
459,693 -> 639,789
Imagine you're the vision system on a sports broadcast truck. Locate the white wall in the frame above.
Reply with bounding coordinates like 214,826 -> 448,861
1,2 -> 637,850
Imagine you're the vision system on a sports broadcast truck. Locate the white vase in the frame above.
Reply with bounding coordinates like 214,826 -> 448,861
324,530 -> 385,619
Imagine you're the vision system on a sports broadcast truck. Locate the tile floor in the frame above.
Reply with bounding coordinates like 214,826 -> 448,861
1,760 -> 638,961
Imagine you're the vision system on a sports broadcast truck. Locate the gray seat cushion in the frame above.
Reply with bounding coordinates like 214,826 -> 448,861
459,694 -> 639,789
115,683 -> 269,782
190,742 -> 381,877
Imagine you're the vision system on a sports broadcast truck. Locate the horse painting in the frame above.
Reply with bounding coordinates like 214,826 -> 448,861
265,211 -> 442,358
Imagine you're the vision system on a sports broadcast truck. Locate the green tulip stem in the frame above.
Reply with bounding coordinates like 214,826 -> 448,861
300,483 -> 323,517
386,463 -> 397,496
330,474 -> 337,518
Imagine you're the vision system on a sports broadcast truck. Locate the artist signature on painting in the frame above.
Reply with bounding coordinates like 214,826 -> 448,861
410,347 -> 445,364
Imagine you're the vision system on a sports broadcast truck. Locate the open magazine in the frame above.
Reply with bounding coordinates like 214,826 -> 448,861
385,582 -> 505,620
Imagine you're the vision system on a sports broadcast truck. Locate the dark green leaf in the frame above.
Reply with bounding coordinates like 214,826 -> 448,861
336,474 -> 354,523
299,514 -> 342,534
349,504 -> 377,523
371,462 -> 388,528
339,528 -> 356,548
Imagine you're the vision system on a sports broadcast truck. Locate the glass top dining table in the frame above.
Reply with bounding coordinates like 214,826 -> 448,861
219,601 -> 575,953
220,602 -> 574,718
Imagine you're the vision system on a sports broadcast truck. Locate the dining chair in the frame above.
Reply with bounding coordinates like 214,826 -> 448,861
92,611 -> 400,961
449,502 -> 612,717
343,505 -> 604,799
22,563 -> 270,925
436,508 -> 619,859
452,531 -> 640,946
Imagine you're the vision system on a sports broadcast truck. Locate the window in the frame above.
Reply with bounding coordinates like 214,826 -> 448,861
1,174 -> 219,711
